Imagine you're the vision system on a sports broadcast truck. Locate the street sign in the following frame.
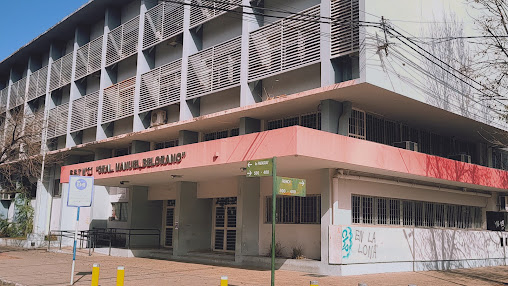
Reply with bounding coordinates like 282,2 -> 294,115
246,158 -> 273,177
67,176 -> 94,207
275,176 -> 306,197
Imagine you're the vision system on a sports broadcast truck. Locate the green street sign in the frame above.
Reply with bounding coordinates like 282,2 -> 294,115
246,158 -> 273,177
276,176 -> 306,197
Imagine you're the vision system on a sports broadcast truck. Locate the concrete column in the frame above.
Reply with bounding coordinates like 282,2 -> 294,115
320,99 -> 342,134
179,0 -> 201,121
173,182 -> 212,256
337,101 -> 352,136
236,176 -> 260,261
131,140 -> 150,153
178,130 -> 198,145
320,169 -> 332,264
239,117 -> 260,135
239,0 -> 263,106
94,148 -> 112,160
320,0 -> 334,86
128,186 -> 162,247
488,147 -> 493,168
133,0 -> 157,132
66,26 -> 90,148
96,8 -> 120,140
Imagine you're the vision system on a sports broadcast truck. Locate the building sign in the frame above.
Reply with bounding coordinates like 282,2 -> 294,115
67,176 -> 94,207
68,152 -> 186,176
275,176 -> 306,197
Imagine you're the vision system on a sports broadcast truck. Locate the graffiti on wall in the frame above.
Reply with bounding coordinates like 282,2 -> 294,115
342,227 -> 353,258
354,229 -> 377,259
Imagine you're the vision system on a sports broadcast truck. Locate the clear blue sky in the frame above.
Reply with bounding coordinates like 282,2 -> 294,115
0,0 -> 89,61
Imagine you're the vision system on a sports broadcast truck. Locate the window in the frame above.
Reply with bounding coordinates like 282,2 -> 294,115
111,202 -> 128,222
267,112 -> 321,131
352,194 -> 482,229
154,139 -> 178,150
348,109 -> 365,139
53,179 -> 62,197
266,195 -> 320,224
113,147 -> 130,157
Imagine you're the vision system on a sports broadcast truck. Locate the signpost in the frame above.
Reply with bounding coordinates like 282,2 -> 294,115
245,158 -> 306,286
67,176 -> 94,285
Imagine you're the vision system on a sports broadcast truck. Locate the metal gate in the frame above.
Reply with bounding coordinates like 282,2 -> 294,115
163,200 -> 175,248
212,197 -> 237,252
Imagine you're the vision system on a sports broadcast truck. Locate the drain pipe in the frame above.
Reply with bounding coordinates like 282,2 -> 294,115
331,170 -> 343,225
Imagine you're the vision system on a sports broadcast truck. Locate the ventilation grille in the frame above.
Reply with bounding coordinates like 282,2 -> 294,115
70,91 -> 99,133
47,103 -> 69,139
140,59 -> 182,113
190,0 -> 241,28
144,2 -> 184,50
75,36 -> 103,80
187,36 -> 241,99
331,0 -> 360,58
0,87 -> 7,113
249,4 -> 321,81
102,77 -> 136,124
9,77 -> 27,109
49,52 -> 73,92
27,66 -> 48,101
106,16 -> 140,67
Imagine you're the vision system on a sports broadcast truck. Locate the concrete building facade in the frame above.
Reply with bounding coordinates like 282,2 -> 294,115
1,0 -> 508,276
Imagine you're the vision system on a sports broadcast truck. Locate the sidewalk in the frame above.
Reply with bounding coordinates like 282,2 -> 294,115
1,247 -> 508,285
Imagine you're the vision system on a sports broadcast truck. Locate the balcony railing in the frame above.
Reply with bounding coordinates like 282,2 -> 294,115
25,110 -> 44,142
102,77 -> 136,124
330,0 -> 360,58
248,4 -> 321,81
70,91 -> 99,133
143,2 -> 184,50
47,103 -> 69,139
140,59 -> 182,113
50,52 -> 73,92
106,16 -> 140,67
0,87 -> 9,113
27,66 -> 48,102
75,36 -> 103,80
187,36 -> 241,99
189,0 -> 241,28
9,77 -> 27,109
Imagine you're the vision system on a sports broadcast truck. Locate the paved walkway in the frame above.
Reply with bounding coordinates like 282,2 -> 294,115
1,247 -> 508,285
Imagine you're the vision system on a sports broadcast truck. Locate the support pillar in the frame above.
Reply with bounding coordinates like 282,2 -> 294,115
131,140 -> 150,154
128,186 -> 162,247
236,176 -> 260,261
320,99 -> 342,134
338,101 -> 352,136
239,117 -> 260,135
320,169 -> 332,265
178,130 -> 199,145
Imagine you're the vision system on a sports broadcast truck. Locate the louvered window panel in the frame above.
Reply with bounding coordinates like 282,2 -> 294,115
143,2 -> 184,50
49,52 -> 73,92
190,0 -> 241,28
331,0 -> 360,58
25,110 -> 44,142
0,87 -> 8,113
106,16 -> 140,67
27,66 -> 48,101
140,59 -> 181,113
9,77 -> 27,109
249,5 -> 320,81
70,91 -> 99,133
102,77 -> 136,124
47,103 -> 69,139
187,37 -> 241,99
75,36 -> 103,80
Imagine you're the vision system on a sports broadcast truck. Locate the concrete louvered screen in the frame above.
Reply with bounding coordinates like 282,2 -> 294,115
50,52 -> 73,92
25,110 -> 44,142
187,37 -> 241,99
106,16 -> 140,67
70,91 -> 99,133
75,36 -> 103,80
140,59 -> 181,113
9,77 -> 27,109
143,2 -> 184,50
0,87 -> 8,113
190,0 -> 241,28
331,0 -> 360,58
27,66 -> 48,102
47,103 -> 69,139
248,5 -> 321,81
102,77 -> 136,124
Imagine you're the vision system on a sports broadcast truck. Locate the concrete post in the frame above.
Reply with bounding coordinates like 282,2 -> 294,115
131,140 -> 151,153
320,99 -> 342,134
94,148 -> 113,160
338,101 -> 352,136
320,0 -> 334,86
128,186 -> 162,247
236,176 -> 260,261
178,130 -> 199,146
320,169 -> 332,265
239,117 -> 261,135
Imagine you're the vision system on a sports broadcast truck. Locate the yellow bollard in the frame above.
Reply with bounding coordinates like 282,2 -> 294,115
220,275 -> 228,286
116,266 -> 125,286
310,281 -> 319,286
91,263 -> 100,286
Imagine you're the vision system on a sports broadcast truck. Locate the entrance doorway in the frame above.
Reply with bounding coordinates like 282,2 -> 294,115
163,200 -> 175,248
212,197 -> 237,252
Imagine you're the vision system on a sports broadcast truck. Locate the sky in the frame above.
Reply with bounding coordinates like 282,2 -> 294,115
0,0 -> 89,61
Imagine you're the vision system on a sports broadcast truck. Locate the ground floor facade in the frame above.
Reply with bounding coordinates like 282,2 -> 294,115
28,126 -> 508,276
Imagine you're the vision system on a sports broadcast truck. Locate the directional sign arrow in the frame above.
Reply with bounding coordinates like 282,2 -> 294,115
247,171 -> 252,176
299,181 -> 305,186
247,162 -> 252,167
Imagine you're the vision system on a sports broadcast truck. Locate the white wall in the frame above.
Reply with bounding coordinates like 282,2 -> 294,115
117,56 -> 137,82
148,184 -> 178,200
202,16 -> 242,50
155,44 -> 182,68
113,117 -> 133,136
262,64 -> 320,100
199,88 -> 240,116
197,177 -> 238,198
121,0 -> 140,24
263,0 -> 319,26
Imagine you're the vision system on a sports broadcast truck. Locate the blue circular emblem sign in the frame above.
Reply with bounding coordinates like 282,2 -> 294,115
75,179 -> 87,190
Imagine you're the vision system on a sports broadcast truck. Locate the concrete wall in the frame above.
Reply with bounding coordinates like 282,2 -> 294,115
128,186 -> 162,247
117,55 -> 137,82
197,177 -> 238,198
261,64 -> 321,100
199,88 -> 241,116
202,16 -> 242,50
155,44 -> 182,68
121,0 -> 141,24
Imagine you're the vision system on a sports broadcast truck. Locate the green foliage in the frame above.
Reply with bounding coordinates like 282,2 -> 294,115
267,241 -> 285,258
291,245 -> 305,259
0,191 -> 34,238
